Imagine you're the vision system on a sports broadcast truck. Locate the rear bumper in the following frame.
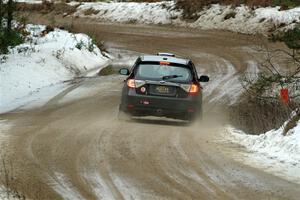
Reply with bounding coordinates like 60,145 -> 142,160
120,89 -> 201,119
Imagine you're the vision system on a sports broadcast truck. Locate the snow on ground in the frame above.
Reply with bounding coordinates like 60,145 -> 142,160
0,24 -> 109,114
48,172 -> 85,200
82,170 -> 115,200
194,51 -> 259,105
57,75 -> 122,104
0,187 -> 20,200
71,1 -> 300,35
223,118 -> 300,184
74,1 -> 182,25
16,0 -> 42,4
192,4 -> 300,34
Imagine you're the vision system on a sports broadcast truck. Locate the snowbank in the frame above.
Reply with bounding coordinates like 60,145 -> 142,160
225,118 -> 300,183
74,1 -> 182,25
0,187 -> 20,200
0,24 -> 109,113
72,1 -> 300,35
16,0 -> 42,4
192,5 -> 300,34
227,124 -> 300,165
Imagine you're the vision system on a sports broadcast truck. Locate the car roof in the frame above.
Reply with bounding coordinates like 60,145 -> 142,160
140,55 -> 190,65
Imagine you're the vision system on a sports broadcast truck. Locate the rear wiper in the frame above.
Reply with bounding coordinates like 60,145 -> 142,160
162,75 -> 183,80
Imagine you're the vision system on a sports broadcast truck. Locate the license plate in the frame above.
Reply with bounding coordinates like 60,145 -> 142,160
155,86 -> 169,94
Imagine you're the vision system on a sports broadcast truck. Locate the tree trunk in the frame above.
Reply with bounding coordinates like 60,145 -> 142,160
0,0 -> 3,31
283,108 -> 300,136
6,0 -> 14,34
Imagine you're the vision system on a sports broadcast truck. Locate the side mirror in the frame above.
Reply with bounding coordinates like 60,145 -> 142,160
198,75 -> 209,82
119,68 -> 130,75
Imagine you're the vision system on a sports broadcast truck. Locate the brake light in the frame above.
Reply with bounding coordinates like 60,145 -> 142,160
127,79 -> 135,88
187,107 -> 195,113
189,84 -> 199,96
160,61 -> 170,65
127,104 -> 134,109
127,79 -> 146,88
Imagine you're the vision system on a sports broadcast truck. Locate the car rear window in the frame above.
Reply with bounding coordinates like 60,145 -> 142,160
135,63 -> 192,83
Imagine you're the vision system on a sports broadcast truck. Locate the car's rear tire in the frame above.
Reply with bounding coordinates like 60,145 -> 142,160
185,113 -> 196,123
185,109 -> 203,123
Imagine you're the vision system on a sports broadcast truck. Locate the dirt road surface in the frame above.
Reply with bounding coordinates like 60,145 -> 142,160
1,16 -> 299,199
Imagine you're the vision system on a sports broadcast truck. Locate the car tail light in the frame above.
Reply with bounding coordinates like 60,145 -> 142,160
127,79 -> 135,88
189,84 -> 199,96
127,79 -> 146,88
187,107 -> 195,113
160,61 -> 170,65
127,104 -> 134,109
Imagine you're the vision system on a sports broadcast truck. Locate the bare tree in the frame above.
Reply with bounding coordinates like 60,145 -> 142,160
235,26 -> 300,134
241,27 -> 300,103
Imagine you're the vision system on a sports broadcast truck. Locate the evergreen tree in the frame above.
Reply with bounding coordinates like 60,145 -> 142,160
272,26 -> 300,51
6,0 -> 15,34
0,0 -> 22,54
0,0 -> 3,31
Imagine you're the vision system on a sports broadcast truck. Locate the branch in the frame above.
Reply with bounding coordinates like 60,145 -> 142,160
272,49 -> 300,64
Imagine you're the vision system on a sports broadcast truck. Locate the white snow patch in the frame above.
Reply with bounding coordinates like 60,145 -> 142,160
14,1 -> 300,34
110,172 -> 141,200
108,47 -> 140,68
74,1 -> 182,25
82,170 -> 115,200
0,24 -> 109,114
71,1 -> 300,35
0,83 -> 68,114
58,75 -> 122,104
0,186 -> 21,200
180,168 -> 217,196
197,52 -> 258,104
207,59 -> 240,104
172,132 -> 189,161
192,4 -> 300,34
48,172 -> 84,200
224,119 -> 300,183
16,0 -> 42,4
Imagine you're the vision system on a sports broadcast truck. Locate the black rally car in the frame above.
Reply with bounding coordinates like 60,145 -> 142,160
118,53 -> 209,121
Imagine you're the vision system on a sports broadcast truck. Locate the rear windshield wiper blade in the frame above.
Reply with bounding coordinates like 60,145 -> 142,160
162,75 -> 183,80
